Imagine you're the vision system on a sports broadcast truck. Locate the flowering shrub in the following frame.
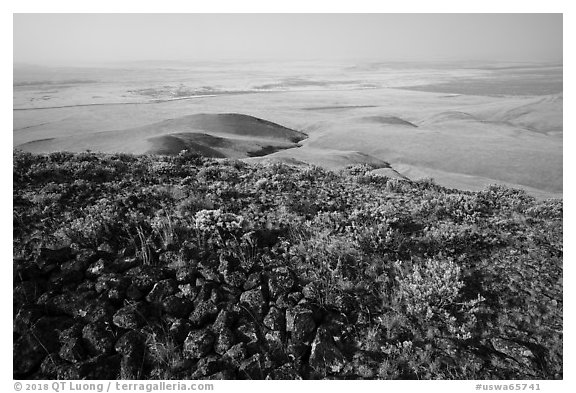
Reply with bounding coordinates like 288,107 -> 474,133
195,209 -> 243,233
393,258 -> 483,339
395,258 -> 463,317
60,197 -> 120,246
476,185 -> 536,213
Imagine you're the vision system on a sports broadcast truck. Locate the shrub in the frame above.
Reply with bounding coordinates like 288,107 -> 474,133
195,209 -> 243,236
393,257 -> 484,340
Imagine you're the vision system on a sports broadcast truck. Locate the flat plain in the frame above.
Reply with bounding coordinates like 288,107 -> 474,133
13,61 -> 562,198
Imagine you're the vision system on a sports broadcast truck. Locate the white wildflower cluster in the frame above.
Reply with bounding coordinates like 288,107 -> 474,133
194,209 -> 243,233
382,340 -> 414,356
400,340 -> 413,350
177,283 -> 195,298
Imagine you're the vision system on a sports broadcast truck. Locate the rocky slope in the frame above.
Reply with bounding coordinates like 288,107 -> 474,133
13,150 -> 563,379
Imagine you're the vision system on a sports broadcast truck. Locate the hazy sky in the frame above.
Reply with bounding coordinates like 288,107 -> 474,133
13,14 -> 562,65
